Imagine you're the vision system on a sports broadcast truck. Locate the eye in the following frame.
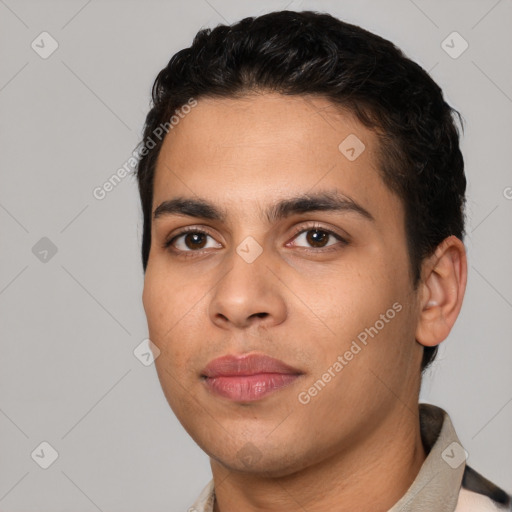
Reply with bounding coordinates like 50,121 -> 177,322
164,228 -> 221,252
163,223 -> 348,256
288,225 -> 348,251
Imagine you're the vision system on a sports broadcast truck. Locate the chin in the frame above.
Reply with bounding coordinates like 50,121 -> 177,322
206,438 -> 313,478
217,455 -> 304,478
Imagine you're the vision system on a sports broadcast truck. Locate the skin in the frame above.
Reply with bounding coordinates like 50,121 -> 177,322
142,92 -> 467,512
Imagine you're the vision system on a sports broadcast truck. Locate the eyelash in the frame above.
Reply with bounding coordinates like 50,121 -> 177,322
163,223 -> 349,257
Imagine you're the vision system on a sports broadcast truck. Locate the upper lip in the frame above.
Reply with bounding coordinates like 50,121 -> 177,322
202,353 -> 303,378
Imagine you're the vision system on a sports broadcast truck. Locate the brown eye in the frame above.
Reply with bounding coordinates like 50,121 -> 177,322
305,229 -> 330,248
292,228 -> 345,250
183,232 -> 207,250
165,229 -> 222,252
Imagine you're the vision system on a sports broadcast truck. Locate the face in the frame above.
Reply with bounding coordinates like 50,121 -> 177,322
142,92 -> 424,477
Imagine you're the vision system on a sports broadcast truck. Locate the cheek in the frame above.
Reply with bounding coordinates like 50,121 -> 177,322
144,264 -> 191,332
143,271 -> 202,413
321,261 -> 396,326
315,257 -> 412,367
143,267 -> 184,352
143,265 -> 210,370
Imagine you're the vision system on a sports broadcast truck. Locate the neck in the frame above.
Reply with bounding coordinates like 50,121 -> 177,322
211,406 -> 427,512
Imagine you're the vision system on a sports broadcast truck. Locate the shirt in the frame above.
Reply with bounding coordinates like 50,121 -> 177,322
188,403 -> 511,511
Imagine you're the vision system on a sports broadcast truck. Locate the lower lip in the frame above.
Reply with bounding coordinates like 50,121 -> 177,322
202,373 -> 301,402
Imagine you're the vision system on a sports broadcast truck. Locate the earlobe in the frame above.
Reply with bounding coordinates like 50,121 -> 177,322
415,235 -> 468,348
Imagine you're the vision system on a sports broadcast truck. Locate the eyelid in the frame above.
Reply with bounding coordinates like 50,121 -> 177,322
287,222 -> 348,242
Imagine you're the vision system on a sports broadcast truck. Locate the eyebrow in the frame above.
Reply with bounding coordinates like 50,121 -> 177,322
153,190 -> 375,224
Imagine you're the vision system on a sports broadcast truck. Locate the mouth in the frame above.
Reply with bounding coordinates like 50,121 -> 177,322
201,353 -> 304,402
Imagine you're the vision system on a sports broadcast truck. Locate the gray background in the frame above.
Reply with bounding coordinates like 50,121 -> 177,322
0,0 -> 511,510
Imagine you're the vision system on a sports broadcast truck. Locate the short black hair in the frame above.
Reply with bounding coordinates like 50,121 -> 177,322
135,10 -> 467,372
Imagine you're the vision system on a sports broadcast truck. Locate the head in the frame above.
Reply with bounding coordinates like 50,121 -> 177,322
136,11 -> 467,476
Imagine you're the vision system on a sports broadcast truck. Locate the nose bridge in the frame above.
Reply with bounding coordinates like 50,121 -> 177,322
208,241 -> 286,329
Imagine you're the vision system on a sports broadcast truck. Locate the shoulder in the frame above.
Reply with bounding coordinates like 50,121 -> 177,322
455,465 -> 512,511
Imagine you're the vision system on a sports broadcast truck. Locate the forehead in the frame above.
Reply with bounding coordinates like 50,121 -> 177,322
152,93 -> 402,225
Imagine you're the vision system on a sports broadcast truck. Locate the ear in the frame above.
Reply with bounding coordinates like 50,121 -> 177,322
415,235 -> 468,348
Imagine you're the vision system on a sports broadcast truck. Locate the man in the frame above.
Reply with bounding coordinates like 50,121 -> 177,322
135,10 -> 511,512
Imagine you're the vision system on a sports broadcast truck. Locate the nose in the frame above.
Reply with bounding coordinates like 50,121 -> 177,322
208,248 -> 287,331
